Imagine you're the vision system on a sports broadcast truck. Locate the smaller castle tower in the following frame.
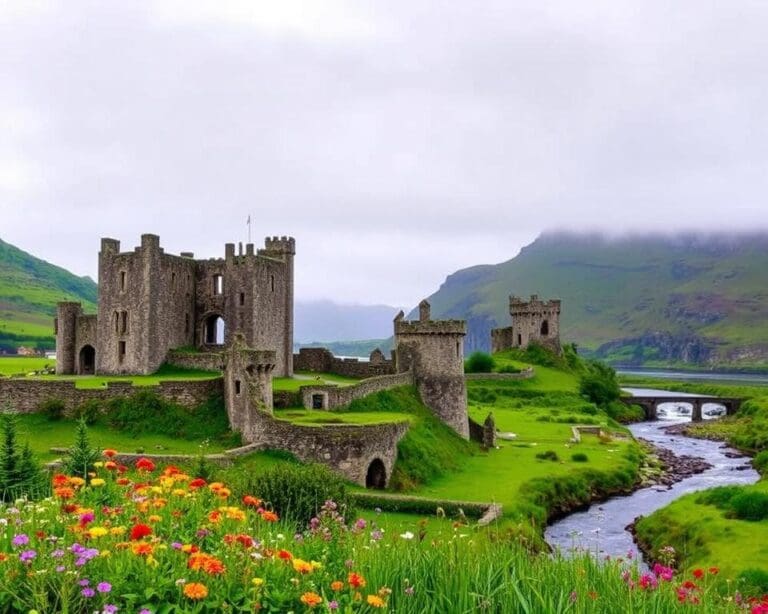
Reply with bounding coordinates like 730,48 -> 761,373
223,334 -> 276,440
394,300 -> 469,438
55,302 -> 82,375
491,294 -> 561,353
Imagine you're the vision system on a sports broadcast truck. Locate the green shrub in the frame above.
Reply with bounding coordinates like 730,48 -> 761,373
64,419 -> 100,482
464,352 -> 495,374
729,491 -> 768,521
604,401 -> 645,424
0,413 -> 46,501
737,568 -> 768,595
571,452 -> 589,462
352,492 -> 488,518
697,485 -> 741,508
73,399 -> 101,425
753,450 -> 768,475
579,361 -> 621,407
248,463 -> 354,528
535,450 -> 559,462
39,398 -> 66,421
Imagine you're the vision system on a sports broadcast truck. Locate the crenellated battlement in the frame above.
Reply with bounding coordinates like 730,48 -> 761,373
492,293 -> 562,353
262,236 -> 296,255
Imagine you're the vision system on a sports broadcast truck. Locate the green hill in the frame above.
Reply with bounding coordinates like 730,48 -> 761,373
418,231 -> 768,368
0,238 -> 97,352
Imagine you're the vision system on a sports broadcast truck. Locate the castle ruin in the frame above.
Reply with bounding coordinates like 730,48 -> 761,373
491,294 -> 561,353
55,234 -> 294,377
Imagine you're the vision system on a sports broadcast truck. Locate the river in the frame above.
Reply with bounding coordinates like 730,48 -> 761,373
544,391 -> 760,564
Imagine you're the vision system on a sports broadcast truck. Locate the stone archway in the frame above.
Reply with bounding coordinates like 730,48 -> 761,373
203,314 -> 226,346
365,458 -> 387,490
540,320 -> 549,336
79,345 -> 95,375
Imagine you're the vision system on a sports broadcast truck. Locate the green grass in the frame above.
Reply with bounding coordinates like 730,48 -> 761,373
273,408 -> 410,426
25,363 -> 221,389
0,356 -> 54,376
14,413 -> 226,461
272,371 -> 360,392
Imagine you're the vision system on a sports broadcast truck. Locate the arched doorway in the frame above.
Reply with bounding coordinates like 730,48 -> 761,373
203,315 -> 226,345
365,459 -> 386,490
540,320 -> 549,336
79,345 -> 95,375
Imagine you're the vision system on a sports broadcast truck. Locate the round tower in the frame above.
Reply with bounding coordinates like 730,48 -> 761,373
55,302 -> 82,375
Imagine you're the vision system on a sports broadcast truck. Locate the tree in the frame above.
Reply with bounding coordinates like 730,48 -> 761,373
464,352 -> 495,373
0,412 -> 44,501
64,419 -> 100,481
579,360 -> 621,407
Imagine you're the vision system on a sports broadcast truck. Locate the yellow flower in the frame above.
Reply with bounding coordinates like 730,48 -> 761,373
90,478 -> 106,487
99,550 -> 112,558
172,488 -> 187,497
69,477 -> 85,487
110,527 -> 126,536
89,527 -> 108,537
252,577 -> 265,587
94,461 -> 104,468
311,560 -> 323,570
146,555 -> 159,567
150,486 -> 163,494
367,595 -> 385,608
300,592 -> 322,608
148,514 -> 162,523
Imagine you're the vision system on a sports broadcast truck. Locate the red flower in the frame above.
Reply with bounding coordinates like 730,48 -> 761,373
243,495 -> 261,507
709,567 -> 719,575
189,478 -> 206,489
135,458 -> 156,472
103,449 -> 118,458
52,474 -> 69,487
348,572 -> 366,589
130,523 -> 152,541
692,568 -> 704,579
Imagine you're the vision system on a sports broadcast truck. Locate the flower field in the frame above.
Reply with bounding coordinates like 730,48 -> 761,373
1,452 -> 767,613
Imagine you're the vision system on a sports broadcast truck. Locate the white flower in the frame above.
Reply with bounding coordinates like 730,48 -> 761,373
400,531 -> 414,540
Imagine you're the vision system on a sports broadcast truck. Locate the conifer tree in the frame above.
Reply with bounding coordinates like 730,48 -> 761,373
64,419 -> 100,481
0,412 -> 21,501
17,442 -> 43,497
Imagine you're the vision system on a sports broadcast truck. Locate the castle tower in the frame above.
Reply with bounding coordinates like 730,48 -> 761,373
491,294 -> 561,353
55,302 -> 82,374
223,334 -> 276,440
394,300 -> 469,438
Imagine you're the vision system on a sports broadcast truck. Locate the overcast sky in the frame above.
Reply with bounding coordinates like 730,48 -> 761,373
2,1 -> 768,308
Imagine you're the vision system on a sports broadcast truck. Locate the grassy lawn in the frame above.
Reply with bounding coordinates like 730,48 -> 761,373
272,371 -> 360,392
273,408 -> 411,426
25,364 -> 221,389
0,356 -> 54,376
15,413 -> 226,461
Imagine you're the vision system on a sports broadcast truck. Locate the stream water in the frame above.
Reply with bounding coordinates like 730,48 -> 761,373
544,391 -> 760,565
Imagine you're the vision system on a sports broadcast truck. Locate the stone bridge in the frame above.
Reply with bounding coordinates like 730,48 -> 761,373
621,395 -> 743,422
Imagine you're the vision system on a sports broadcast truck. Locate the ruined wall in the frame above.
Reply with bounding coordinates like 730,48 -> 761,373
393,304 -> 469,438
165,350 -> 225,372
299,371 -> 413,410
222,337 -> 276,436
244,410 -> 409,487
55,302 -> 82,374
293,348 -> 395,378
0,378 -> 223,414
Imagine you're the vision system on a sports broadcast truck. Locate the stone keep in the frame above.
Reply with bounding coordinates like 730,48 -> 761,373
55,233 -> 295,377
394,300 -> 469,438
491,294 -> 561,353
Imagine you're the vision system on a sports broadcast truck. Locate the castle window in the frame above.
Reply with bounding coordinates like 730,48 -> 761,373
540,320 -> 549,336
518,334 -> 522,345
456,341 -> 460,358
213,274 -> 224,295
120,311 -> 128,334
185,313 -> 190,333
118,341 -> 126,362
239,292 -> 245,306
235,380 -> 241,396
271,275 -> 275,292
204,314 -> 226,345
113,311 -> 119,333
120,271 -> 126,291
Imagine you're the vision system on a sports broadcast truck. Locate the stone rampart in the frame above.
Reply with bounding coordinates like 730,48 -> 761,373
464,368 -> 535,381
300,371 -> 414,410
244,410 -> 409,486
293,348 -> 395,379
166,350 -> 225,372
0,378 -> 223,414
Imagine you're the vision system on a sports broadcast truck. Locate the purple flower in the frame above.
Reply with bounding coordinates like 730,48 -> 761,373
79,579 -> 90,587
102,605 -> 118,614
139,610 -> 152,614
328,601 -> 339,610
171,542 -> 182,550
196,528 -> 210,539
51,549 -> 65,558
371,529 -> 383,541
55,565 -> 66,573
19,549 -> 36,563
354,518 -> 367,530
81,587 -> 95,598
97,582 -> 112,594
79,512 -> 94,525
11,534 -> 29,547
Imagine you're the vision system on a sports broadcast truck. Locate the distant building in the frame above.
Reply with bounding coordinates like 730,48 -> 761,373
491,294 -> 561,353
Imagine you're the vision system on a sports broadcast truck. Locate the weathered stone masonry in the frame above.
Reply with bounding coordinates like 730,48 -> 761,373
491,294 -> 561,353
293,347 -> 395,379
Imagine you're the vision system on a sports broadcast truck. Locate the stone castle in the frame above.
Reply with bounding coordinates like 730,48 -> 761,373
491,294 -> 561,353
47,232 -> 559,487
55,234 -> 294,377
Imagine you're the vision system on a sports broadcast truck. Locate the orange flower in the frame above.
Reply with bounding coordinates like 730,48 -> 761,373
293,559 -> 313,574
260,510 -> 278,522
367,595 -> 385,608
116,477 -> 130,486
277,549 -> 293,560
300,592 -> 322,608
208,511 -> 221,524
183,582 -> 208,600
188,553 -> 226,575
348,572 -> 366,589
242,495 -> 261,507
52,473 -> 69,487
103,449 -> 118,458
135,457 -> 156,472
331,581 -> 344,591
104,461 -> 118,471
54,486 -> 75,500
131,543 -> 154,556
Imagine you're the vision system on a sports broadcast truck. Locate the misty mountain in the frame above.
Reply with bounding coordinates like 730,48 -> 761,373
415,231 -> 768,367
294,300 -> 402,344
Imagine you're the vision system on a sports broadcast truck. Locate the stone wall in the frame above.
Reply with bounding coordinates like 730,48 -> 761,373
492,294 -> 561,353
0,378 -> 223,414
272,390 -> 301,409
464,368 -> 535,381
293,348 -> 395,378
299,371 -> 414,410
243,409 -> 410,487
166,350 -> 225,372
